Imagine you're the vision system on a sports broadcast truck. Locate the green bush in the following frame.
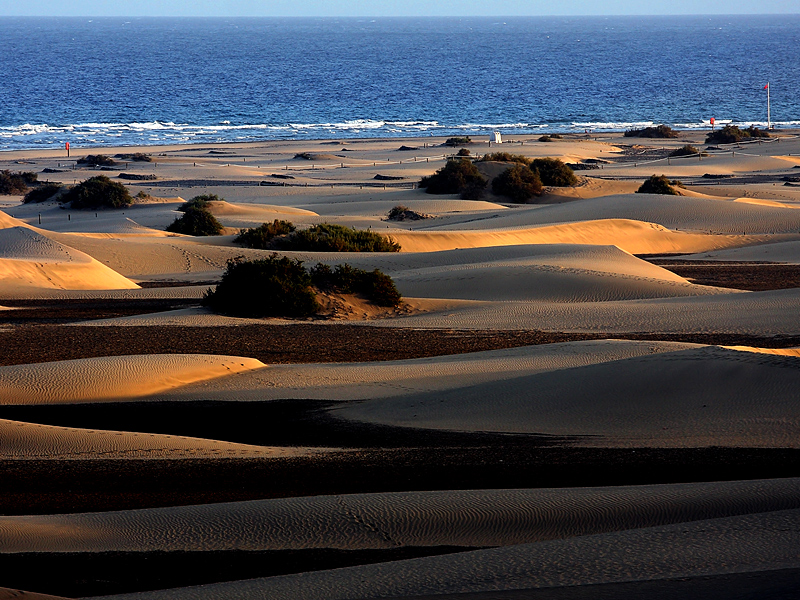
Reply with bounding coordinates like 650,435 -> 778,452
624,125 -> 678,138
387,205 -> 430,221
203,256 -> 403,318
479,152 -> 532,165
277,223 -> 401,252
492,165 -> 543,202
531,158 -> 578,187
706,125 -> 770,144
419,159 -> 487,198
116,152 -> 152,162
636,175 -> 681,195
310,263 -> 402,307
77,154 -> 117,167
166,207 -> 224,236
234,219 -> 296,249
669,145 -> 705,157
23,183 -> 63,204
203,255 -> 320,318
444,137 -> 472,146
0,170 -> 37,195
179,193 -> 221,212
236,221 -> 400,252
456,148 -> 471,156
61,176 -> 133,209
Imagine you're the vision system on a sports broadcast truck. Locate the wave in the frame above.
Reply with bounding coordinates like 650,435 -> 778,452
2,119 -> 798,150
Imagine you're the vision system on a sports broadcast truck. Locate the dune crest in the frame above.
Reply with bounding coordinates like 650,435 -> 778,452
0,354 -> 266,405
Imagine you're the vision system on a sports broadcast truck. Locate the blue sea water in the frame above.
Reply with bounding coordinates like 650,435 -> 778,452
1,15 -> 799,150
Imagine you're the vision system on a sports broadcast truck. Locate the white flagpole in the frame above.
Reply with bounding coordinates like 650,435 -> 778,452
767,83 -> 771,130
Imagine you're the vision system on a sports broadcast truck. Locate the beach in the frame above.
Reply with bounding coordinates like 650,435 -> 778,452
2,129 -> 800,597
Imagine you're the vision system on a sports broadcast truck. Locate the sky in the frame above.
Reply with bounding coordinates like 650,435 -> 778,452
0,0 -> 798,17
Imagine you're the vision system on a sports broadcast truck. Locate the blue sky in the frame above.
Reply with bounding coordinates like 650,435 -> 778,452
0,0 -> 798,16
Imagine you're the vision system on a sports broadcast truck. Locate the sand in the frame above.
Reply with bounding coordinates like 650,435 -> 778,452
0,354 -> 265,405
96,507 -> 800,600
3,132 -> 800,598
0,418 -> 304,459
1,479 -> 798,553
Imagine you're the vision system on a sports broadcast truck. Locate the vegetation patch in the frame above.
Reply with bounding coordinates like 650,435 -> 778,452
294,153 -> 314,160
419,159 -> 487,199
0,170 -> 37,195
492,165 -> 543,202
706,125 -> 770,144
234,219 -> 296,249
118,173 -> 158,181
179,194 -> 220,212
310,263 -> 402,307
115,153 -> 152,162
77,154 -> 117,167
22,183 -> 64,204
236,221 -> 400,252
479,152 -> 532,165
444,137 -> 472,146
202,255 -> 402,318
538,135 -> 554,142
531,158 -> 578,187
637,175 -> 683,195
61,176 -> 133,209
167,207 -> 224,236
669,145 -> 707,158
624,125 -> 679,138
456,148 -> 471,156
387,205 -> 432,221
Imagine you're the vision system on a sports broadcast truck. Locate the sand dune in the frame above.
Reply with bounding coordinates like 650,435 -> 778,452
0,418 -> 298,460
335,345 -> 800,447
429,193 -> 800,235
152,340 -> 702,402
0,225 -> 139,295
94,508 -> 800,600
373,287 -> 800,335
0,355 -> 265,405
682,239 -> 800,263
390,218 -> 771,255
1,479 -> 798,554
0,588 -> 72,600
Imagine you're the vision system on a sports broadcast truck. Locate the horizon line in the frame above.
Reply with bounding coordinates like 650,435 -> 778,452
2,13 -> 800,18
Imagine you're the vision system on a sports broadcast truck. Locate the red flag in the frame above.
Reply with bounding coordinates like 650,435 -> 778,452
764,83 -> 769,89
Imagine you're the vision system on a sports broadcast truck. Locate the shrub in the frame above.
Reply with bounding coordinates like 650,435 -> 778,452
77,154 -> 117,167
61,176 -> 133,208
624,125 -> 678,138
456,148 -> 471,156
636,175 -> 681,195
23,183 -> 63,204
234,219 -> 296,249
179,193 -> 221,212
294,152 -> 314,160
531,158 -> 578,187
0,170 -> 37,195
118,173 -> 158,181
479,152 -> 532,165
669,145 -> 705,157
706,125 -> 770,144
310,263 -> 402,307
538,135 -> 553,142
276,223 -> 401,252
203,255 -> 320,318
444,137 -> 472,146
492,165 -> 543,202
387,205 -> 431,221
166,207 -> 224,236
116,152 -> 152,162
419,159 -> 487,197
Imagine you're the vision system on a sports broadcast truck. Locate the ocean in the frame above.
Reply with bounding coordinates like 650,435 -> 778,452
1,15 -> 798,150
